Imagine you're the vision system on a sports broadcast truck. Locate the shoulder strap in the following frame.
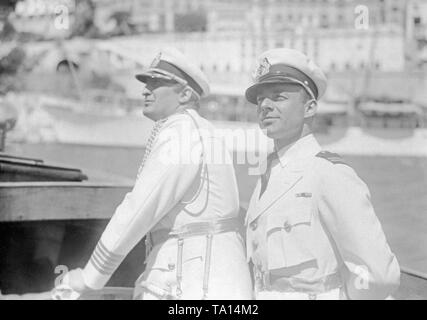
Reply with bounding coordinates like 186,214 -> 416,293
316,151 -> 348,166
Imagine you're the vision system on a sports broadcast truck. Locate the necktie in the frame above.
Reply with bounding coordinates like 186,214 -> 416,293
259,152 -> 277,199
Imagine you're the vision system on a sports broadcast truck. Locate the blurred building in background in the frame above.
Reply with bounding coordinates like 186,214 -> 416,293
92,0 -> 408,34
7,0 -> 426,70
406,0 -> 427,66
2,0 -> 427,125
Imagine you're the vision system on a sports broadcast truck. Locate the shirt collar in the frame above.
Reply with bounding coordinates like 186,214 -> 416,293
275,134 -> 322,168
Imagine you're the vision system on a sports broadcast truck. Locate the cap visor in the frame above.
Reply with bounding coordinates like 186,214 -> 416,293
135,69 -> 161,83
245,79 -> 301,104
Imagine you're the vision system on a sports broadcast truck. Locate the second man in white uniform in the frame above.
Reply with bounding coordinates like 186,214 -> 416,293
244,48 -> 400,300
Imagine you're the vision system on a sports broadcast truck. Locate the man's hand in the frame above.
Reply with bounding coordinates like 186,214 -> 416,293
52,268 -> 89,300
62,268 -> 89,293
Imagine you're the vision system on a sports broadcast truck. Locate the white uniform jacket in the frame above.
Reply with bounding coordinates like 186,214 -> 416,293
245,134 -> 400,300
82,109 -> 252,299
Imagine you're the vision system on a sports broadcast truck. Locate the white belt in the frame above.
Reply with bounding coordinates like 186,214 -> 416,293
145,217 -> 241,300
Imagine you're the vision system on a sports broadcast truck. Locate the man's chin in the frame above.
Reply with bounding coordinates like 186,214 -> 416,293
259,124 -> 277,138
142,110 -> 157,121
265,130 -> 278,139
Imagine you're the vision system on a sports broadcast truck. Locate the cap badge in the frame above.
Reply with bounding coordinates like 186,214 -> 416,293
254,57 -> 271,81
150,52 -> 162,68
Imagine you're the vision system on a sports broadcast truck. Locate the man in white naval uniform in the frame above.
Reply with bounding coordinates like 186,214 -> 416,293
55,48 -> 252,300
244,48 -> 400,300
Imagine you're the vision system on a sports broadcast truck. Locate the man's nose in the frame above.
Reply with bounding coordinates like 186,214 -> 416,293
142,86 -> 152,97
258,98 -> 274,112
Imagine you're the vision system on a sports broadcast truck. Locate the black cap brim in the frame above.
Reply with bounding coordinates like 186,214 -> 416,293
245,78 -> 303,104
135,70 -> 158,83
135,61 -> 204,96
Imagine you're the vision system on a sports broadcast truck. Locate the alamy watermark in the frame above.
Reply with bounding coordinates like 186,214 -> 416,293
54,264 -> 69,287
354,265 -> 370,290
151,122 -> 271,176
355,5 -> 369,30
14,0 -> 73,30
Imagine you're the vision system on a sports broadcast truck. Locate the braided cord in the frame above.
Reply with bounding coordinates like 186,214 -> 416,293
137,118 -> 168,179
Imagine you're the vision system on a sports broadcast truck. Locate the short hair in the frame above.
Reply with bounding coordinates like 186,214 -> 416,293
173,84 -> 200,108
299,87 -> 312,103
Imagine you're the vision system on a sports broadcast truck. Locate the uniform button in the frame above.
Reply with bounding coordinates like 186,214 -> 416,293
284,221 -> 292,232
250,221 -> 258,231
168,263 -> 175,271
252,240 -> 259,250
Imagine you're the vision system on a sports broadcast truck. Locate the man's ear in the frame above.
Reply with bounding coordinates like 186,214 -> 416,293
178,87 -> 193,104
304,99 -> 317,118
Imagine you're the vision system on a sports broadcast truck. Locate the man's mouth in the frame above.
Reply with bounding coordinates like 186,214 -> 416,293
260,116 -> 279,127
261,116 -> 279,121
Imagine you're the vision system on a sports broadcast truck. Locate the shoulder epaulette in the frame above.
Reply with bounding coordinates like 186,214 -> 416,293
316,151 -> 348,166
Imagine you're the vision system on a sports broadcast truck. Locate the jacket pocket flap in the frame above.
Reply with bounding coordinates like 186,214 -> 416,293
266,201 -> 314,270
266,200 -> 312,233
266,229 -> 315,270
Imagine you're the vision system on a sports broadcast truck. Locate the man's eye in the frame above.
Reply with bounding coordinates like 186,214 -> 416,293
275,95 -> 288,101
153,80 -> 163,87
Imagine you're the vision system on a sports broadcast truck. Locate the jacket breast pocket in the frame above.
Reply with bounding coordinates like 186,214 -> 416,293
266,199 -> 316,271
